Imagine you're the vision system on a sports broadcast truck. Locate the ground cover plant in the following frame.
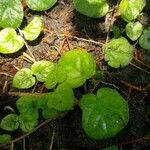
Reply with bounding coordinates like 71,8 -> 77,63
0,0 -> 150,149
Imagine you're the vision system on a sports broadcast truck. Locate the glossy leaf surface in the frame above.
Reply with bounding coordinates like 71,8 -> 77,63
58,49 -> 96,88
22,16 -> 42,41
103,37 -> 133,68
80,88 -> 129,139
0,28 -> 24,54
73,0 -> 109,18
0,114 -> 19,131
31,60 -> 55,82
0,0 -> 24,29
13,68 -> 36,89
25,0 -> 57,11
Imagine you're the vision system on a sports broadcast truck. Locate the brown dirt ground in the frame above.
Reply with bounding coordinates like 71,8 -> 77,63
0,0 -> 150,149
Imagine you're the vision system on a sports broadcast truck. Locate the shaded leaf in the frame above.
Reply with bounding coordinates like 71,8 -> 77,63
0,134 -> 11,144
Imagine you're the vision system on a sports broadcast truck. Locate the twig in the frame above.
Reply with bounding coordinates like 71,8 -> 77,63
7,92 -> 45,97
49,126 -> 55,150
23,52 -> 35,63
0,72 -> 13,77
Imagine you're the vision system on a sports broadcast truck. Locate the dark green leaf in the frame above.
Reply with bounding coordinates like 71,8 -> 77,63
0,134 -> 11,144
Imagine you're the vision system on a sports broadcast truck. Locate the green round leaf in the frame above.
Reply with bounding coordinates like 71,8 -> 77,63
58,49 -> 96,88
45,66 -> 67,89
0,134 -> 11,144
0,0 -> 24,29
31,60 -> 55,82
47,83 -> 74,111
80,88 -> 129,140
13,68 -> 36,89
42,107 -> 59,119
0,114 -> 19,131
103,37 -> 133,68
119,0 -> 146,22
139,27 -> 150,50
0,28 -> 25,54
125,22 -> 143,41
25,0 -> 57,11
22,16 -> 42,41
73,0 -> 109,18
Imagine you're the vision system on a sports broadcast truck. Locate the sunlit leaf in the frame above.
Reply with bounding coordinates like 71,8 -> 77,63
25,0 -> 57,11
0,134 -> 11,144
22,16 -> 42,41
0,114 -> 19,131
13,68 -> 36,89
103,37 -> 133,68
0,0 -> 24,29
58,49 -> 96,88
125,22 -> 143,41
0,28 -> 24,54
73,0 -> 109,18
31,60 -> 55,82
139,27 -> 150,50
80,88 -> 129,139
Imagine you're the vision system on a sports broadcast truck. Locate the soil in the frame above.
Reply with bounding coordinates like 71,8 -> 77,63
0,0 -> 150,150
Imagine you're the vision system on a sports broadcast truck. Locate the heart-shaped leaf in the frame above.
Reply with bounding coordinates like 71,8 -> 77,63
0,0 -> 24,29
103,37 -> 133,68
25,0 -> 57,11
13,68 -> 36,89
0,114 -> 19,131
58,49 -> 96,88
80,88 -> 129,139
31,60 -> 55,82
139,27 -> 150,50
22,16 -> 42,41
0,28 -> 25,54
126,22 -> 143,41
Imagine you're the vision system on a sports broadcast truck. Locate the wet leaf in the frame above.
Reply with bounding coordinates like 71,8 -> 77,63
0,0 -> 24,29
13,68 -> 36,89
0,114 -> 19,131
126,22 -> 143,41
80,88 -> 129,139
139,27 -> 150,50
25,0 -> 57,11
58,49 -> 96,88
22,16 -> 42,41
31,60 -> 55,82
0,28 -> 24,54
103,37 -> 133,68
73,0 -> 109,18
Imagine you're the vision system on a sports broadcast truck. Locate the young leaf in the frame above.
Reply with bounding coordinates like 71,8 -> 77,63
125,22 -> 143,41
58,49 -> 96,88
0,134 -> 11,144
103,37 -> 133,68
0,0 -> 24,29
13,68 -> 36,89
45,66 -> 66,89
119,0 -> 146,22
47,83 -> 74,111
31,60 -> 55,82
25,0 -> 57,11
0,28 -> 25,54
139,27 -> 150,50
22,16 -> 42,41
73,0 -> 109,18
80,88 -> 129,139
0,114 -> 19,131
